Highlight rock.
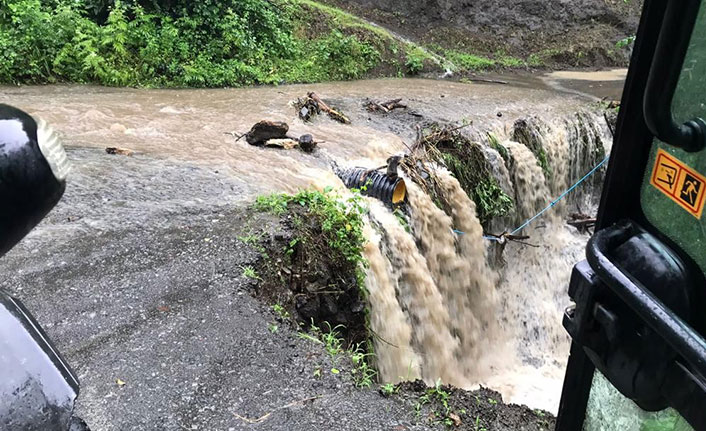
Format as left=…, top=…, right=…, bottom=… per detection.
left=245, top=121, right=289, bottom=146
left=265, top=138, right=299, bottom=150
left=299, top=134, right=317, bottom=153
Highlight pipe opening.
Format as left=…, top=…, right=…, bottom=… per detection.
left=392, top=180, right=406, bottom=204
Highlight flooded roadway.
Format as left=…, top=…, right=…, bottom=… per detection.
left=0, top=70, right=625, bottom=429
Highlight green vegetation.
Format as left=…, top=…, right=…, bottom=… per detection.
left=0, top=0, right=426, bottom=86
left=487, top=133, right=509, bottom=163
left=416, top=124, right=514, bottom=225
left=445, top=50, right=496, bottom=72
left=616, top=35, right=636, bottom=49
left=380, top=382, right=398, bottom=396
left=272, top=303, right=290, bottom=320
left=415, top=379, right=460, bottom=427
left=255, top=187, right=368, bottom=289
left=241, top=265, right=261, bottom=280
left=298, top=320, right=378, bottom=388
left=440, top=48, right=525, bottom=73
left=405, top=46, right=432, bottom=75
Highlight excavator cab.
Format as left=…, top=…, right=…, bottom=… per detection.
left=558, top=0, right=706, bottom=429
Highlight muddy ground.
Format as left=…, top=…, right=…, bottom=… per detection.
left=325, top=0, right=643, bottom=69
left=0, top=147, right=552, bottom=430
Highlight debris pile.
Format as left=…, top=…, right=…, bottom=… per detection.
left=364, top=98, right=407, bottom=113
left=294, top=92, right=350, bottom=124
left=401, top=123, right=513, bottom=225
left=238, top=121, right=319, bottom=153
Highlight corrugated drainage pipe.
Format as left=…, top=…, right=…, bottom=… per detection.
left=338, top=168, right=406, bottom=204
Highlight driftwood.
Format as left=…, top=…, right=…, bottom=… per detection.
left=568, top=212, right=596, bottom=233
left=246, top=120, right=289, bottom=146
left=465, top=78, right=509, bottom=85
left=484, top=232, right=538, bottom=247
left=265, top=139, right=299, bottom=150
left=365, top=98, right=407, bottom=113
left=295, top=92, right=350, bottom=124
left=236, top=120, right=320, bottom=153
left=308, top=92, right=350, bottom=124
left=105, top=147, right=134, bottom=156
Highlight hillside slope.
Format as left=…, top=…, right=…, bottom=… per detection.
left=324, top=0, right=643, bottom=70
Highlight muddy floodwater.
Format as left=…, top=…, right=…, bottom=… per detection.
left=0, top=70, right=624, bottom=428
left=1, top=71, right=623, bottom=196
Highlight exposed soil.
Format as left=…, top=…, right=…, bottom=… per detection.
left=250, top=203, right=368, bottom=347
left=323, top=0, right=643, bottom=70
left=395, top=381, right=555, bottom=431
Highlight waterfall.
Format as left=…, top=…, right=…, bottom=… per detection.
left=363, top=110, right=611, bottom=412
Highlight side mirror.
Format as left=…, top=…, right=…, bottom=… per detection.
left=0, top=103, right=69, bottom=257
left=0, top=105, right=87, bottom=430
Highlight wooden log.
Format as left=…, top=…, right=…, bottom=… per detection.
left=264, top=138, right=299, bottom=150
left=366, top=98, right=407, bottom=113
left=308, top=92, right=351, bottom=124
left=245, top=120, right=289, bottom=146
left=105, top=147, right=134, bottom=156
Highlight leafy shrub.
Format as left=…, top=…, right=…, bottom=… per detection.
left=405, top=47, right=428, bottom=75
left=0, top=0, right=384, bottom=86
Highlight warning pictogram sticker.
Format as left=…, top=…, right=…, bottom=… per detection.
left=650, top=149, right=706, bottom=218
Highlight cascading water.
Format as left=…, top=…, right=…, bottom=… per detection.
left=363, top=110, right=611, bottom=413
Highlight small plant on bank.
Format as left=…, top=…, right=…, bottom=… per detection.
left=380, top=383, right=398, bottom=396
left=298, top=320, right=378, bottom=388
left=405, top=46, right=429, bottom=75
left=242, top=265, right=261, bottom=280
left=268, top=323, right=279, bottom=333
left=415, top=379, right=466, bottom=427
left=350, top=344, right=377, bottom=388
left=474, top=415, right=488, bottom=431
left=272, top=303, right=290, bottom=320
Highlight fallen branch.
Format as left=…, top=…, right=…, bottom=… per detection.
left=309, top=92, right=350, bottom=124
left=484, top=232, right=538, bottom=247
left=233, top=395, right=323, bottom=424
left=465, top=78, right=509, bottom=85
left=365, top=98, right=407, bottom=113
left=295, top=92, right=351, bottom=124
left=105, top=147, right=134, bottom=156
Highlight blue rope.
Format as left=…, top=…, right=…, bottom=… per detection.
left=452, top=155, right=610, bottom=238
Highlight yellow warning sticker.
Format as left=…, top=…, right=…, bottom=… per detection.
left=650, top=149, right=706, bottom=219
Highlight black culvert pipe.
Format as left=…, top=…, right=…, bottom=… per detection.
left=337, top=168, right=406, bottom=204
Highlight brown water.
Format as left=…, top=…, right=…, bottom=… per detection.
left=1, top=75, right=614, bottom=413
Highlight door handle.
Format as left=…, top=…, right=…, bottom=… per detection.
left=644, top=0, right=706, bottom=152
left=586, top=222, right=706, bottom=378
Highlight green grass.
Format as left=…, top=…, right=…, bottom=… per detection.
left=297, top=320, right=378, bottom=388
left=445, top=50, right=496, bottom=72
